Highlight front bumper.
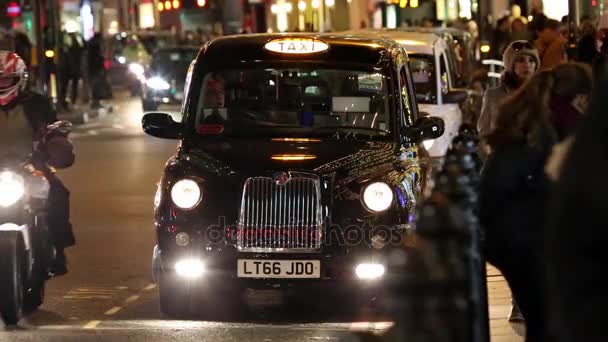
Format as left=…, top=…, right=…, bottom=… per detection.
left=154, top=244, right=391, bottom=290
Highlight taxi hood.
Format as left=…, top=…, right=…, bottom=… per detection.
left=183, top=138, right=398, bottom=180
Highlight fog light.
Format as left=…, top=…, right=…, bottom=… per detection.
left=355, top=263, right=385, bottom=280
left=175, top=259, right=204, bottom=279
left=175, top=232, right=191, bottom=247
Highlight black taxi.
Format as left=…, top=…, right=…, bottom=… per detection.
left=142, top=33, right=444, bottom=317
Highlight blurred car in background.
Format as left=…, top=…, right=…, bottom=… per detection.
left=141, top=46, right=199, bottom=111
left=105, top=31, right=177, bottom=96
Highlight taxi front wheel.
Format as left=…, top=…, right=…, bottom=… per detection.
left=158, top=274, right=193, bottom=319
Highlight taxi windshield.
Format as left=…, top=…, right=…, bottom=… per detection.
left=409, top=54, right=436, bottom=104
left=194, top=67, right=392, bottom=139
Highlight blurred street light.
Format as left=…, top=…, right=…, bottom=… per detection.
left=298, top=0, right=306, bottom=11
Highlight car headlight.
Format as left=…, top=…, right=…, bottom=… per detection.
left=0, top=171, right=25, bottom=207
left=362, top=182, right=393, bottom=212
left=175, top=259, right=205, bottom=279
left=355, top=263, right=385, bottom=280
left=146, top=77, right=170, bottom=90
left=170, top=179, right=201, bottom=209
left=423, top=139, right=435, bottom=150
left=128, top=63, right=145, bottom=76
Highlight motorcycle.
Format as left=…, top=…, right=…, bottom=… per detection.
left=0, top=121, right=71, bottom=325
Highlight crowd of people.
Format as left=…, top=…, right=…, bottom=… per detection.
left=477, top=7, right=608, bottom=342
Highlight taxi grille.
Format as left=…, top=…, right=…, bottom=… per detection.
left=237, top=173, right=323, bottom=252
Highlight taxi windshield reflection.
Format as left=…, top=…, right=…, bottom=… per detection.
left=195, top=68, right=392, bottom=139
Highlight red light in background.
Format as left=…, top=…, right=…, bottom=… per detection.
left=104, top=59, right=111, bottom=70
left=592, top=0, right=597, bottom=6
left=6, top=1, right=20, bottom=18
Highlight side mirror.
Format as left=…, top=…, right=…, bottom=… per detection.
left=142, top=113, right=181, bottom=139
left=443, top=88, right=469, bottom=104
left=414, top=116, right=445, bottom=142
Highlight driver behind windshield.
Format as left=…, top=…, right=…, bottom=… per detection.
left=196, top=68, right=390, bottom=136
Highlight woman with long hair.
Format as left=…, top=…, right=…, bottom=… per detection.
left=477, top=40, right=540, bottom=139
left=542, top=57, right=608, bottom=341
left=479, top=62, right=592, bottom=342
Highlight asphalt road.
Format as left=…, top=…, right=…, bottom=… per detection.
left=0, top=94, right=393, bottom=342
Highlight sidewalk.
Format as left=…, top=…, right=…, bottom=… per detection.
left=487, top=265, right=525, bottom=342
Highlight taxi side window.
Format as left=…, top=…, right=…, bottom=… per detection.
left=399, top=67, right=415, bottom=127
left=440, top=54, right=449, bottom=95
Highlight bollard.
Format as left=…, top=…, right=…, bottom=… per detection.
left=384, top=128, right=489, bottom=342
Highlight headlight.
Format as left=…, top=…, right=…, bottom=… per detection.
left=117, top=56, right=126, bottom=64
left=423, top=139, right=435, bottom=150
left=146, top=77, right=170, bottom=90
left=355, top=263, right=385, bottom=280
left=0, top=171, right=25, bottom=207
left=128, top=63, right=145, bottom=76
left=362, top=182, right=393, bottom=212
left=175, top=259, right=205, bottom=279
left=170, top=179, right=201, bottom=209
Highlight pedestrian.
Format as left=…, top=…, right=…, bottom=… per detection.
left=510, top=17, right=530, bottom=43
left=576, top=22, right=602, bottom=65
left=477, top=39, right=540, bottom=324
left=491, top=16, right=511, bottom=60
left=477, top=40, right=540, bottom=139
left=86, top=33, right=106, bottom=109
left=479, top=62, right=592, bottom=342
left=543, top=56, right=608, bottom=342
left=534, top=17, right=568, bottom=69
left=59, top=32, right=84, bottom=108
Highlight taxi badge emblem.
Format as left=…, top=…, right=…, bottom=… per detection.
left=274, top=172, right=290, bottom=186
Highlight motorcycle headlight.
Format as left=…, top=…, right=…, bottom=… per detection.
left=362, top=182, right=393, bottom=212
left=128, top=63, right=145, bottom=76
left=0, top=171, right=25, bottom=207
left=170, top=179, right=201, bottom=210
left=146, top=77, right=170, bottom=90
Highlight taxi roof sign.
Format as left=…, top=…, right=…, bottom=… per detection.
left=264, top=38, right=329, bottom=54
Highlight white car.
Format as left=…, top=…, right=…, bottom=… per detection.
left=346, top=30, right=466, bottom=157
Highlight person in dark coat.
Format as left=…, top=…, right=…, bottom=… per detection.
left=59, top=32, right=84, bottom=108
left=86, top=33, right=105, bottom=108
left=543, top=56, right=608, bottom=342
left=479, top=62, right=592, bottom=342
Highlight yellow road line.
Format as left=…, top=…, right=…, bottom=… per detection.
left=125, top=295, right=140, bottom=304
left=143, top=283, right=157, bottom=291
left=104, top=306, right=122, bottom=315
left=83, top=320, right=101, bottom=329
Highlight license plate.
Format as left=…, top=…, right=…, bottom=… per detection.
left=237, top=259, right=320, bottom=278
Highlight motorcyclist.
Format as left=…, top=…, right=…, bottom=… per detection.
left=0, top=51, right=75, bottom=275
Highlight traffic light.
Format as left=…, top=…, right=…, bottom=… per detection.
left=158, top=0, right=180, bottom=11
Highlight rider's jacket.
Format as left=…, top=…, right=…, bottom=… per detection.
left=0, top=92, right=58, bottom=161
